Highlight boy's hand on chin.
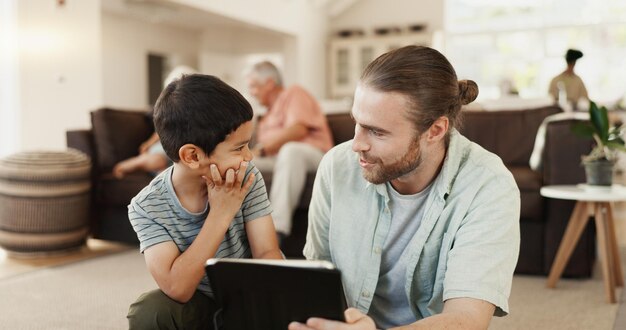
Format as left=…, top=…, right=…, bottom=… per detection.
left=202, top=161, right=255, bottom=219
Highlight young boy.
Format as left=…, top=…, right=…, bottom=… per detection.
left=126, top=74, right=283, bottom=329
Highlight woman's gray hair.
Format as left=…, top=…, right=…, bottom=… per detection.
left=250, top=61, right=283, bottom=87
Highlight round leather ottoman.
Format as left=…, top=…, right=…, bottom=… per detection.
left=0, top=150, right=91, bottom=255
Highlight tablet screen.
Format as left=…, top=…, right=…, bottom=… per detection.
left=205, top=258, right=347, bottom=330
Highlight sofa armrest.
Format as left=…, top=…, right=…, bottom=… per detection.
left=67, top=129, right=96, bottom=165
left=541, top=119, right=592, bottom=185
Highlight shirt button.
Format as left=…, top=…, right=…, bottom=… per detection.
left=362, top=290, right=371, bottom=298
left=374, top=247, right=382, bottom=254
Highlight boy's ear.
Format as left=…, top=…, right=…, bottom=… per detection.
left=178, top=144, right=203, bottom=169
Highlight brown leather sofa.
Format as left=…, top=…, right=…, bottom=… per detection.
left=459, top=106, right=595, bottom=277
left=67, top=108, right=155, bottom=243
left=65, top=108, right=356, bottom=248
left=68, top=105, right=595, bottom=277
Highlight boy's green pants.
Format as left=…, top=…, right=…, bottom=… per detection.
left=127, top=289, right=219, bottom=329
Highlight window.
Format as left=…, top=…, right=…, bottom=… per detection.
left=337, top=49, right=350, bottom=85
left=445, top=0, right=626, bottom=104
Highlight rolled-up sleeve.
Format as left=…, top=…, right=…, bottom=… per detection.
left=443, top=174, right=521, bottom=316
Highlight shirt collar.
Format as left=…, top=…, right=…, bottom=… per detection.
left=436, top=129, right=465, bottom=201
left=364, top=177, right=390, bottom=204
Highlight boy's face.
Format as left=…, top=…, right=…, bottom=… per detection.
left=200, top=120, right=254, bottom=178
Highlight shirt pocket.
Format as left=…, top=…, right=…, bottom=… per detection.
left=420, top=232, right=454, bottom=316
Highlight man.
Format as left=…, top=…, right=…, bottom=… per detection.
left=247, top=61, right=333, bottom=242
left=291, top=46, right=520, bottom=329
left=548, top=49, right=589, bottom=110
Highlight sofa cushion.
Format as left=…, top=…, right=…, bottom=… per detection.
left=460, top=106, right=561, bottom=166
left=97, top=173, right=153, bottom=206
left=509, top=166, right=542, bottom=191
left=509, top=166, right=543, bottom=221
left=543, top=119, right=593, bottom=185
left=91, top=108, right=153, bottom=171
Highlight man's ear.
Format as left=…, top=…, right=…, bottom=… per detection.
left=178, top=144, right=203, bottom=170
left=427, top=116, right=449, bottom=142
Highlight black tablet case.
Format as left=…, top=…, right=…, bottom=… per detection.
left=205, top=259, right=347, bottom=330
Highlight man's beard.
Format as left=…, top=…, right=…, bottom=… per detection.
left=360, top=139, right=422, bottom=185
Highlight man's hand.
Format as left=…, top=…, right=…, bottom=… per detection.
left=202, top=161, right=255, bottom=220
left=288, top=308, right=376, bottom=330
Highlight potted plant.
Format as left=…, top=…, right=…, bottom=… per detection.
left=571, top=101, right=626, bottom=186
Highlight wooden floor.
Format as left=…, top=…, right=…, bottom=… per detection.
left=0, top=238, right=133, bottom=280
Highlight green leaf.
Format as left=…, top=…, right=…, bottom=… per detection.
left=589, top=101, right=609, bottom=142
left=570, top=122, right=595, bottom=138
left=609, top=135, right=625, bottom=144
left=606, top=141, right=626, bottom=152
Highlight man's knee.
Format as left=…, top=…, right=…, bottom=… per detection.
left=127, top=289, right=182, bottom=330
left=276, top=142, right=305, bottom=160
left=276, top=142, right=321, bottom=169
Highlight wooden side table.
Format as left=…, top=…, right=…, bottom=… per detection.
left=541, top=184, right=626, bottom=303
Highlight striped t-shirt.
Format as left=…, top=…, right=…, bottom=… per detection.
left=128, top=163, right=272, bottom=297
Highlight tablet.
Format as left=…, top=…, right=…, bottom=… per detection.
left=205, top=258, right=347, bottom=330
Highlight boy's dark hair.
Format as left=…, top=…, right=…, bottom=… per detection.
left=153, top=74, right=253, bottom=162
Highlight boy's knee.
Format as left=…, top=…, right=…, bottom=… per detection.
left=127, top=290, right=182, bottom=330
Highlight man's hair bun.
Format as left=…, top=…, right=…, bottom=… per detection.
left=458, top=80, right=479, bottom=105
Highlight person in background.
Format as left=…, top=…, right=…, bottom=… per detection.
left=246, top=61, right=333, bottom=243
left=548, top=49, right=589, bottom=110
left=112, top=130, right=168, bottom=179
left=290, top=46, right=520, bottom=330
left=126, top=74, right=282, bottom=329
left=113, top=65, right=197, bottom=179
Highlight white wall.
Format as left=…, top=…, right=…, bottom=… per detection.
left=286, top=4, right=328, bottom=99
left=101, top=12, right=200, bottom=109
left=176, top=0, right=328, bottom=99
left=198, top=27, right=287, bottom=116
left=199, top=27, right=286, bottom=92
left=173, top=0, right=304, bottom=36
left=330, top=0, right=444, bottom=33
left=0, top=0, right=20, bottom=157
left=14, top=0, right=102, bottom=153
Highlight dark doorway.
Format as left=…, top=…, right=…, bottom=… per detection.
left=148, top=53, right=166, bottom=107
